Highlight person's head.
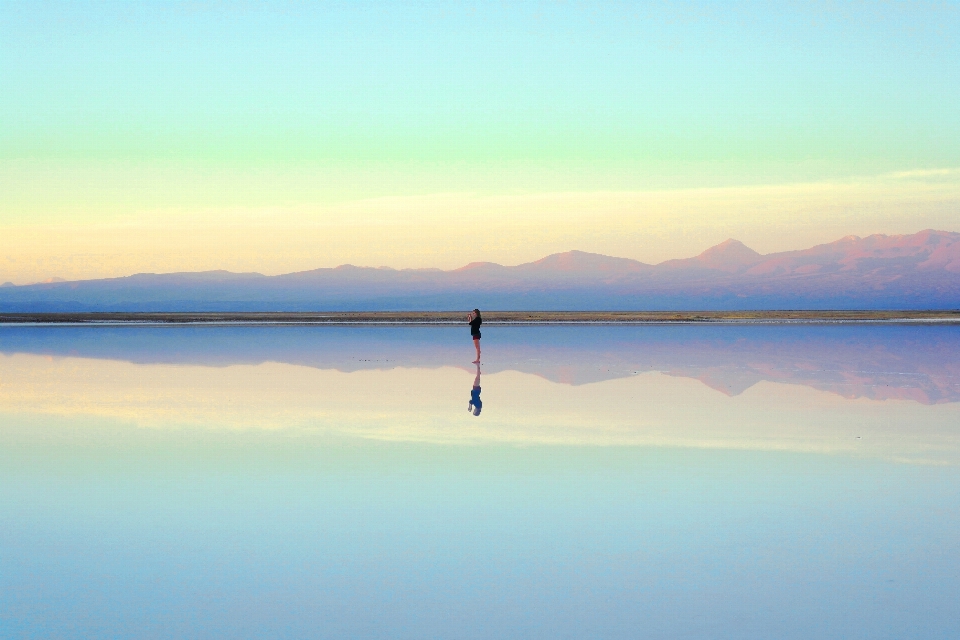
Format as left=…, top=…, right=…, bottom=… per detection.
left=473, top=308, right=481, bottom=319
left=468, top=401, right=482, bottom=416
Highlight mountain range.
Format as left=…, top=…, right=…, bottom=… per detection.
left=2, top=229, right=959, bottom=311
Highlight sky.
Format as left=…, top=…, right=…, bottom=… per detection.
left=2, top=0, right=959, bottom=284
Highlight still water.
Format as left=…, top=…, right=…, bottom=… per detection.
left=1, top=324, right=958, bottom=639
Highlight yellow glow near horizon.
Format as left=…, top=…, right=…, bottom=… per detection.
left=2, top=168, right=958, bottom=284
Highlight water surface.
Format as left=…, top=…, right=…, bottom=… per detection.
left=1, top=325, right=958, bottom=639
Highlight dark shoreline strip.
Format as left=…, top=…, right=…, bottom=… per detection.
left=1, top=311, right=959, bottom=325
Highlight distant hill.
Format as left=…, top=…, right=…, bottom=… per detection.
left=2, top=230, right=959, bottom=311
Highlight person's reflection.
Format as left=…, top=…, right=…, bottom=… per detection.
left=468, top=363, right=482, bottom=416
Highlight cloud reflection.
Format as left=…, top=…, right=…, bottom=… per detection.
left=1, top=325, right=958, bottom=464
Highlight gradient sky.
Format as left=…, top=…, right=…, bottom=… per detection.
left=2, top=1, right=959, bottom=283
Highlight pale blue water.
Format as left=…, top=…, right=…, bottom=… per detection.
left=1, top=325, right=958, bottom=639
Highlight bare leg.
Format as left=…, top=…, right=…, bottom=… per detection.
left=473, top=338, right=481, bottom=363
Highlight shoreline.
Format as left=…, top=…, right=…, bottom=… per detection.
left=2, top=311, right=959, bottom=325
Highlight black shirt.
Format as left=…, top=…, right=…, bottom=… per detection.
left=470, top=315, right=482, bottom=335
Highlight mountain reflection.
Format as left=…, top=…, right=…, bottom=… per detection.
left=1, top=324, right=958, bottom=404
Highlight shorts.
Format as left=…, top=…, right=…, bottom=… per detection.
left=471, top=332, right=481, bottom=340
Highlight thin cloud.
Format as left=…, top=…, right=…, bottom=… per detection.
left=889, top=168, right=960, bottom=179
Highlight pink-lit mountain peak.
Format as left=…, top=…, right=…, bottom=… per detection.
left=453, top=261, right=508, bottom=273
left=693, top=239, right=763, bottom=270
left=798, top=229, right=958, bottom=256
left=738, top=230, right=960, bottom=276
left=658, top=239, right=763, bottom=273
left=521, top=250, right=650, bottom=273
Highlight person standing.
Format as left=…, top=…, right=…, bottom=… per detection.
left=467, top=308, right=482, bottom=363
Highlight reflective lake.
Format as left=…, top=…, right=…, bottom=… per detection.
left=1, top=324, right=958, bottom=639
